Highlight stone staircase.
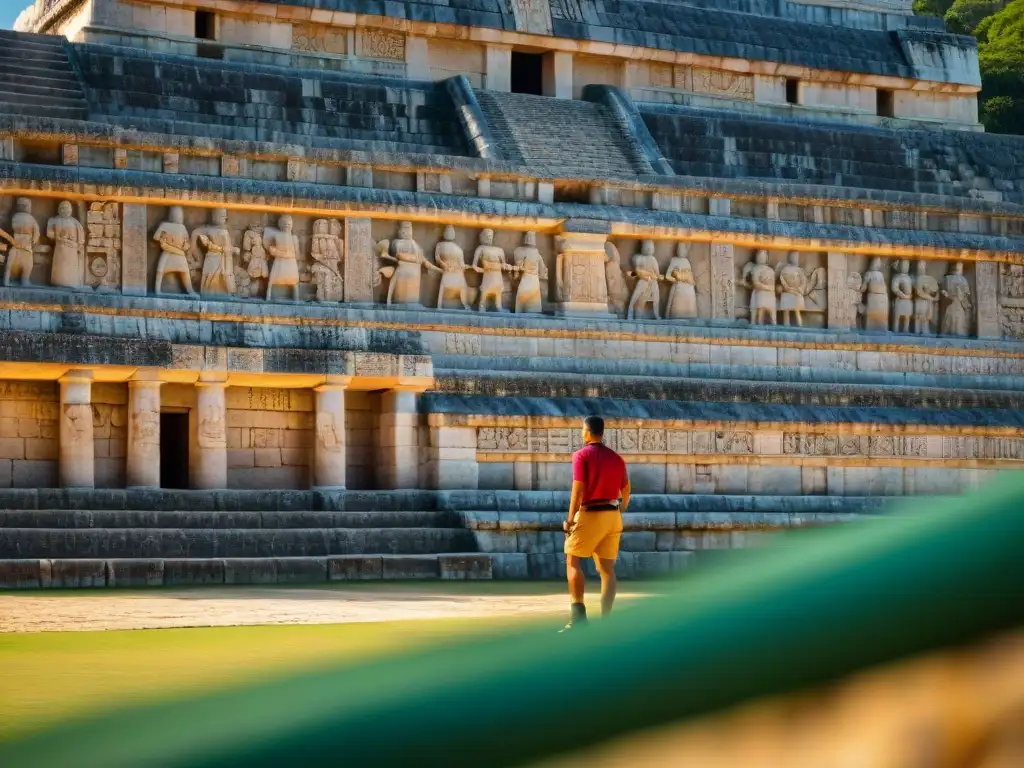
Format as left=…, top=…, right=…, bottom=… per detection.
left=72, top=44, right=470, bottom=156
left=0, top=489, right=887, bottom=588
left=0, top=29, right=89, bottom=121
left=475, top=90, right=652, bottom=178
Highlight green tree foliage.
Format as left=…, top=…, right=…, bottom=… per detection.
left=916, top=0, right=1024, bottom=135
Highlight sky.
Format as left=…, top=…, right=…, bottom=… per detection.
left=1, top=0, right=25, bottom=29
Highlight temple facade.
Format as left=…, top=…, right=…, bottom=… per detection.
left=0, top=0, right=1021, bottom=585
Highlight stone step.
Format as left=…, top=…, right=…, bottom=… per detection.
left=0, top=101, right=89, bottom=120
left=0, top=526, right=478, bottom=559
left=0, top=553, right=499, bottom=588
left=0, top=47, right=73, bottom=70
left=0, top=89, right=89, bottom=109
left=0, top=67, right=81, bottom=90
left=0, top=509, right=462, bottom=529
left=0, top=28, right=70, bottom=48
left=0, top=77, right=87, bottom=101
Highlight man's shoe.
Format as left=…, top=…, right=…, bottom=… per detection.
left=558, top=603, right=588, bottom=632
left=558, top=617, right=587, bottom=633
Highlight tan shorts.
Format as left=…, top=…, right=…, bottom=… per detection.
left=564, top=509, right=623, bottom=561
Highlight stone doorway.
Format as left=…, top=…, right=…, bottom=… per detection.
left=160, top=412, right=190, bottom=489
left=511, top=52, right=543, bottom=95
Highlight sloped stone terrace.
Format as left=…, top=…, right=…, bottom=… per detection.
left=71, top=44, right=471, bottom=156
left=642, top=104, right=1024, bottom=202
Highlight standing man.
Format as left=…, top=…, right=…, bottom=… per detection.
left=561, top=416, right=631, bottom=631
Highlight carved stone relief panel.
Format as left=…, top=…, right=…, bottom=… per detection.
left=291, top=24, right=348, bottom=55
left=356, top=29, right=405, bottom=61
left=85, top=201, right=121, bottom=292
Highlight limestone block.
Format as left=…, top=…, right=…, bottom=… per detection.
left=13, top=460, right=57, bottom=488
left=490, top=553, right=528, bottom=579
left=710, top=243, right=735, bottom=319
left=45, top=559, right=106, bottom=588
left=975, top=261, right=999, bottom=338
left=275, top=557, right=327, bottom=584
left=439, top=554, right=493, bottom=580
left=382, top=555, right=439, bottom=579
left=0, top=559, right=43, bottom=588
left=329, top=555, right=383, bottom=580
left=163, top=559, right=225, bottom=586
left=478, top=462, right=513, bottom=490
left=543, top=51, right=573, bottom=99
left=107, top=559, right=164, bottom=587
left=715, top=464, right=748, bottom=494
left=59, top=372, right=94, bottom=489
left=629, top=464, right=667, bottom=494
left=343, top=218, right=374, bottom=304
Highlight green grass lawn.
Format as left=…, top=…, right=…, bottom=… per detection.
left=0, top=615, right=533, bottom=743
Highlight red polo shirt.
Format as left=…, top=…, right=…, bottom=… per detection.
left=572, top=442, right=629, bottom=506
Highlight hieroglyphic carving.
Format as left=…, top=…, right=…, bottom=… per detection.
left=47, top=200, right=85, bottom=290
left=120, top=203, right=147, bottom=296
left=941, top=437, right=1024, bottom=460
left=694, top=431, right=754, bottom=455
left=377, top=220, right=441, bottom=306
left=478, top=427, right=530, bottom=451
left=649, top=63, right=673, bottom=89
left=827, top=252, right=858, bottom=330
left=689, top=67, right=754, bottom=100
left=941, top=262, right=971, bottom=337
left=783, top=434, right=927, bottom=457
left=663, top=242, right=697, bottom=320
left=357, top=29, right=405, bottom=61
left=710, top=243, right=735, bottom=320
left=197, top=402, right=226, bottom=449
left=291, top=24, right=348, bottom=55
left=85, top=201, right=120, bottom=292
left=912, top=260, right=940, bottom=334
left=154, top=206, right=197, bottom=297
left=344, top=218, right=374, bottom=304
left=444, top=332, right=481, bottom=356
left=310, top=219, right=344, bottom=303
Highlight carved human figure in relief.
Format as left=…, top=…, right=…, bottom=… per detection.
left=513, top=231, right=548, bottom=314
left=602, top=242, right=630, bottom=316
left=434, top=225, right=470, bottom=310
left=240, top=226, right=269, bottom=299
left=860, top=257, right=889, bottom=332
left=941, top=261, right=972, bottom=337
left=473, top=228, right=512, bottom=312
left=192, top=208, right=238, bottom=299
left=376, top=220, right=440, bottom=306
left=776, top=251, right=808, bottom=327
left=264, top=215, right=300, bottom=301
left=47, top=200, right=85, bottom=290
left=153, top=206, right=197, bottom=296
left=912, top=260, right=940, bottom=335
left=625, top=240, right=663, bottom=320
left=664, top=243, right=697, bottom=320
left=742, top=249, right=777, bottom=325
left=891, top=259, right=914, bottom=333
left=1, top=197, right=45, bottom=288
left=309, top=219, right=344, bottom=303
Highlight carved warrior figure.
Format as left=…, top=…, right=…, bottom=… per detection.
left=264, top=215, right=300, bottom=301
left=513, top=231, right=547, bottom=314
left=434, top=225, right=470, bottom=310
left=601, top=242, right=630, bottom=316
left=664, top=242, right=697, bottom=320
left=376, top=220, right=440, bottom=306
left=891, top=259, right=914, bottom=333
left=47, top=201, right=86, bottom=290
left=626, top=240, right=663, bottom=320
left=192, top=208, right=238, bottom=299
left=912, top=259, right=940, bottom=335
left=240, top=226, right=269, bottom=298
left=860, top=257, right=889, bottom=332
left=742, top=249, right=777, bottom=325
left=310, top=218, right=344, bottom=303
left=1, top=197, right=48, bottom=288
left=941, top=261, right=972, bottom=337
left=154, top=206, right=197, bottom=296
left=473, top=228, right=513, bottom=312
left=776, top=252, right=808, bottom=327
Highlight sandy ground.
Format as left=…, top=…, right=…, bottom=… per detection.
left=0, top=586, right=602, bottom=632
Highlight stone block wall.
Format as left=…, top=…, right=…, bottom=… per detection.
left=225, top=387, right=312, bottom=490
left=0, top=381, right=58, bottom=488
left=92, top=383, right=127, bottom=488
left=346, top=391, right=379, bottom=491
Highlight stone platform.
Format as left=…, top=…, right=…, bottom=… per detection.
left=0, top=489, right=886, bottom=588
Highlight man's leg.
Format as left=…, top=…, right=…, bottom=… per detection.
left=595, top=557, right=618, bottom=617
left=566, top=554, right=586, bottom=621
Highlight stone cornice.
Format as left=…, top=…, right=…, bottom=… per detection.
left=1, top=165, right=1022, bottom=260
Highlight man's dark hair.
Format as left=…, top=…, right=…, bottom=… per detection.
left=584, top=416, right=605, bottom=438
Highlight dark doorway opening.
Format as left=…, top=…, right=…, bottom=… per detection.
left=195, top=10, right=216, bottom=40
left=511, top=52, right=544, bottom=95
left=876, top=88, right=895, bottom=118
left=785, top=78, right=801, bottom=105
left=160, top=412, right=190, bottom=489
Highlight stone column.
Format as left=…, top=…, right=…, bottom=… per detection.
left=59, top=370, right=94, bottom=489
left=543, top=51, right=573, bottom=99
left=193, top=380, right=228, bottom=490
left=126, top=375, right=163, bottom=488
left=313, top=377, right=350, bottom=490
left=378, top=389, right=420, bottom=489
left=485, top=45, right=511, bottom=92
left=553, top=229, right=611, bottom=317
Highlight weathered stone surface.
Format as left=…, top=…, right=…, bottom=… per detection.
left=106, top=558, right=163, bottom=587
